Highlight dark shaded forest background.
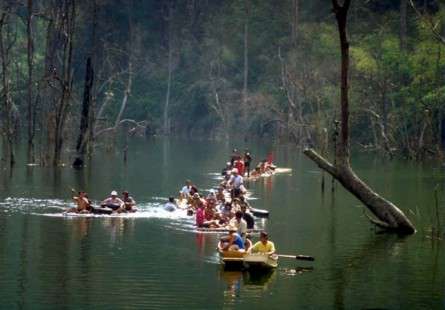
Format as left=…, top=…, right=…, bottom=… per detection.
left=0, top=0, right=444, bottom=166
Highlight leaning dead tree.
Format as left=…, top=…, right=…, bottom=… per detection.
left=303, top=0, right=415, bottom=234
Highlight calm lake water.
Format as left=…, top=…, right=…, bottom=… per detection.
left=0, top=138, right=444, bottom=309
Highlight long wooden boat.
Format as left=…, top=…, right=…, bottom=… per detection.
left=197, top=227, right=262, bottom=233
left=243, top=253, right=278, bottom=269
left=244, top=167, right=292, bottom=181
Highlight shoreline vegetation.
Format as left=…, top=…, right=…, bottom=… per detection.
left=0, top=1, right=444, bottom=168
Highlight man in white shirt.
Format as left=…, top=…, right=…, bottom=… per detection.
left=229, top=168, right=244, bottom=198
left=179, top=180, right=192, bottom=199
left=229, top=211, right=247, bottom=238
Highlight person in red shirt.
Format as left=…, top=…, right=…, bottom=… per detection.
left=234, top=156, right=245, bottom=176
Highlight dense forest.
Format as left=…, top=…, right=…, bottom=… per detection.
left=0, top=0, right=444, bottom=166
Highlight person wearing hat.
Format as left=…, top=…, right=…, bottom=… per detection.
left=122, top=191, right=137, bottom=213
left=251, top=231, right=275, bottom=254
left=220, top=225, right=245, bottom=251
left=101, top=190, right=125, bottom=212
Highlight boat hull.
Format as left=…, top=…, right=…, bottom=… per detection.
left=243, top=253, right=278, bottom=269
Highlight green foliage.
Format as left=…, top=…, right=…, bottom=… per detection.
left=1, top=0, right=445, bottom=157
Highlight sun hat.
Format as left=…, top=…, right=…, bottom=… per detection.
left=111, top=190, right=118, bottom=196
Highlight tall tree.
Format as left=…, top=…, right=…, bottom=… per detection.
left=0, top=7, right=15, bottom=166
left=400, top=0, right=408, bottom=50
left=163, top=2, right=174, bottom=135
left=26, top=0, right=36, bottom=163
left=242, top=0, right=249, bottom=110
left=304, top=0, right=416, bottom=234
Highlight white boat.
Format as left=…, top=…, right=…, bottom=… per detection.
left=243, top=253, right=278, bottom=269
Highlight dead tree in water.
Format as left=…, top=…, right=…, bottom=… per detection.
left=303, top=0, right=415, bottom=234
left=26, top=0, right=36, bottom=163
left=0, top=8, right=15, bottom=167
left=73, top=57, right=94, bottom=167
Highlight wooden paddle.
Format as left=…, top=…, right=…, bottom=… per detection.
left=277, top=254, right=315, bottom=261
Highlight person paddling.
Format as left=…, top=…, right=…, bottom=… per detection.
left=251, top=231, right=276, bottom=254
left=101, top=191, right=125, bottom=213
left=67, top=191, right=91, bottom=213
left=122, top=191, right=137, bottom=213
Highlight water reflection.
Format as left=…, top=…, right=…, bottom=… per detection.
left=220, top=269, right=276, bottom=305
left=101, top=217, right=136, bottom=244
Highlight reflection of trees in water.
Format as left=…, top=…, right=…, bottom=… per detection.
left=219, top=269, right=276, bottom=306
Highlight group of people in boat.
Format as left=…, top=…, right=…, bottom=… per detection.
left=168, top=178, right=255, bottom=233
left=220, top=228, right=276, bottom=255
left=223, top=149, right=276, bottom=180
left=67, top=190, right=137, bottom=214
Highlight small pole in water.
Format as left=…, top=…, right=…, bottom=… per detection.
left=331, top=120, right=339, bottom=194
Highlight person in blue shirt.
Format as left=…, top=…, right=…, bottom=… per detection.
left=164, top=197, right=177, bottom=212
left=221, top=226, right=245, bottom=251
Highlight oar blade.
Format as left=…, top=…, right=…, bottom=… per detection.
left=295, top=255, right=315, bottom=261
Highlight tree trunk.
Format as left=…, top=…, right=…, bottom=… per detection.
left=74, top=57, right=94, bottom=166
left=53, top=0, right=76, bottom=166
left=0, top=10, right=15, bottom=167
left=291, top=0, right=299, bottom=46
left=114, top=61, right=133, bottom=129
left=242, top=0, right=249, bottom=110
left=303, top=0, right=415, bottom=235
left=163, top=4, right=173, bottom=135
left=400, top=0, right=407, bottom=51
left=26, top=0, right=35, bottom=163
left=163, top=42, right=173, bottom=135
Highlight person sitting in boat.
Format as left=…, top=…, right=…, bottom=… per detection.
left=251, top=231, right=276, bottom=254
left=196, top=203, right=206, bottom=227
left=216, top=186, right=226, bottom=203
left=219, top=202, right=234, bottom=224
left=229, top=168, right=244, bottom=198
left=220, top=226, right=245, bottom=251
left=229, top=211, right=247, bottom=238
left=240, top=204, right=255, bottom=229
left=233, top=156, right=245, bottom=177
left=122, top=191, right=137, bottom=213
left=164, top=197, right=177, bottom=212
left=231, top=197, right=242, bottom=212
left=67, top=191, right=91, bottom=213
left=179, top=180, right=193, bottom=199
left=249, top=167, right=262, bottom=179
left=101, top=191, right=125, bottom=212
left=204, top=203, right=221, bottom=228
left=190, top=193, right=206, bottom=210
left=221, top=162, right=232, bottom=177
left=230, top=148, right=239, bottom=166
left=206, top=190, right=217, bottom=205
